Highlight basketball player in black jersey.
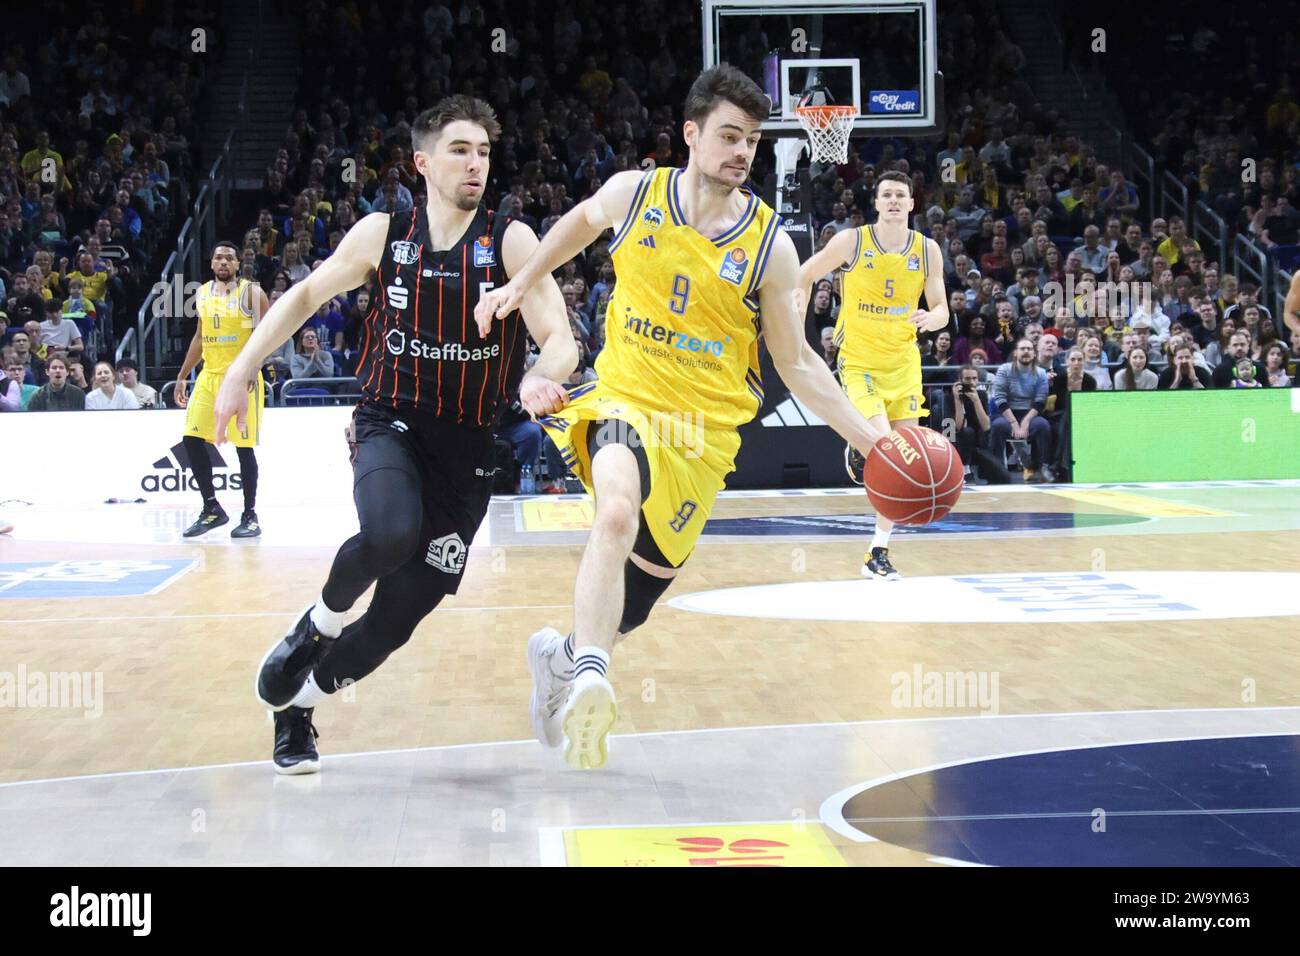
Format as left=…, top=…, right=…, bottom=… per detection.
left=213, top=96, right=576, bottom=774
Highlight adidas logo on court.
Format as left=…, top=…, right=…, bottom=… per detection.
left=638, top=235, right=656, bottom=249
left=140, top=442, right=240, bottom=493
left=760, top=395, right=825, bottom=427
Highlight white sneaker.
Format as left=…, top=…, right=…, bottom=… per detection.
left=527, top=627, right=572, bottom=748
left=561, top=671, right=617, bottom=770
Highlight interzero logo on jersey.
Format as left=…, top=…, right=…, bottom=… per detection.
left=384, top=329, right=501, bottom=362
left=621, top=313, right=730, bottom=357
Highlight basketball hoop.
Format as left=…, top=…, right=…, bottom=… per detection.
left=795, top=104, right=856, bottom=165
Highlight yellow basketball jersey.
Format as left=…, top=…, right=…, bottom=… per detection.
left=600, top=167, right=778, bottom=430
left=198, top=278, right=256, bottom=375
left=835, top=226, right=928, bottom=368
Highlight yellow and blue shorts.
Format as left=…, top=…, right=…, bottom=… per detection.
left=839, top=358, right=926, bottom=422
left=539, top=382, right=739, bottom=568
left=184, top=369, right=263, bottom=447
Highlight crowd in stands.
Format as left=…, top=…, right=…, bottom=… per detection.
left=0, top=1, right=219, bottom=412
left=11, top=0, right=1296, bottom=492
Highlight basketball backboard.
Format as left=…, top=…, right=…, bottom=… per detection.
left=701, top=0, right=941, bottom=136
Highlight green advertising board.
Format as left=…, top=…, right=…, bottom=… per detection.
left=1072, top=388, right=1300, bottom=482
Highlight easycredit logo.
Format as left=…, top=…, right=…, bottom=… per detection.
left=868, top=90, right=920, bottom=113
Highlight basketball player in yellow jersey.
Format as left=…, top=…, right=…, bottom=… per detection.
left=174, top=240, right=271, bottom=538
left=476, top=65, right=889, bottom=770
left=796, top=170, right=949, bottom=580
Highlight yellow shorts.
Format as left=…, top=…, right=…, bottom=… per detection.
left=539, top=382, right=739, bottom=567
left=840, top=359, right=925, bottom=422
left=183, top=369, right=263, bottom=447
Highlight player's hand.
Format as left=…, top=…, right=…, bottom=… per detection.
left=519, top=374, right=569, bottom=418
left=174, top=376, right=189, bottom=408
left=910, top=309, right=944, bottom=332
left=474, top=281, right=527, bottom=338
left=212, top=369, right=250, bottom=444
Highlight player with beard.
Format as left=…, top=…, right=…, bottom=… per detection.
left=476, top=66, right=888, bottom=770
left=175, top=240, right=271, bottom=538
left=213, top=95, right=576, bottom=773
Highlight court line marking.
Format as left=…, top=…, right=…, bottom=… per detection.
left=1, top=705, right=1296, bottom=790
left=817, top=729, right=1300, bottom=848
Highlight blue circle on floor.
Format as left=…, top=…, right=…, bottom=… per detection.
left=841, top=735, right=1300, bottom=866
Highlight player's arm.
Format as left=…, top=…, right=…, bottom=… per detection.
left=174, top=323, right=204, bottom=408
left=910, top=237, right=950, bottom=333
left=1284, top=271, right=1300, bottom=339
left=474, top=170, right=645, bottom=336
left=794, top=228, right=857, bottom=315
left=213, top=212, right=387, bottom=441
left=500, top=219, right=579, bottom=416
left=244, top=283, right=281, bottom=367
left=759, top=231, right=889, bottom=455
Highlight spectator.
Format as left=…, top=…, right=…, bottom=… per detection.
left=2, top=357, right=36, bottom=409
left=39, top=301, right=83, bottom=358
left=26, top=354, right=85, bottom=410
left=1211, top=331, right=1269, bottom=387
left=928, top=329, right=956, bottom=379
left=1099, top=170, right=1139, bottom=218
left=1036, top=333, right=1063, bottom=379
left=1115, top=346, right=1158, bottom=389
left=1076, top=225, right=1108, bottom=275
left=990, top=337, right=1053, bottom=482
left=1263, top=344, right=1292, bottom=387
left=952, top=313, right=1003, bottom=365
left=115, top=358, right=157, bottom=408
left=1158, top=344, right=1212, bottom=389
left=1228, top=355, right=1264, bottom=389
left=820, top=327, right=838, bottom=370
left=949, top=186, right=986, bottom=241
left=1155, top=216, right=1199, bottom=267
left=61, top=279, right=98, bottom=343
left=85, top=360, right=141, bottom=410
left=290, top=328, right=335, bottom=380
left=8, top=330, right=44, bottom=383
left=1079, top=333, right=1113, bottom=389
left=950, top=364, right=1009, bottom=483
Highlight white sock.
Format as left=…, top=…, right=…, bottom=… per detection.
left=571, top=644, right=610, bottom=681
left=549, top=632, right=577, bottom=680
left=872, top=528, right=891, bottom=551
left=289, top=670, right=330, bottom=708
left=309, top=593, right=346, bottom=638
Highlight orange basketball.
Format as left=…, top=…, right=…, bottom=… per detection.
left=864, top=425, right=963, bottom=525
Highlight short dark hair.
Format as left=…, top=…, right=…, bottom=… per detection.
left=211, top=240, right=239, bottom=257
left=875, top=170, right=912, bottom=197
left=412, top=95, right=501, bottom=153
left=683, top=64, right=771, bottom=128
left=116, top=357, right=139, bottom=372
left=47, top=354, right=67, bottom=370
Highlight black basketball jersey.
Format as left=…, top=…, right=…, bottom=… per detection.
left=355, top=205, right=526, bottom=427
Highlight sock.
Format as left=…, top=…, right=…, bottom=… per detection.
left=289, top=670, right=331, bottom=708
left=572, top=644, right=610, bottom=681
left=310, top=593, right=346, bottom=638
left=549, top=632, right=577, bottom=679
left=872, top=528, right=891, bottom=551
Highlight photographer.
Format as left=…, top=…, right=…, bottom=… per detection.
left=951, top=364, right=1009, bottom=483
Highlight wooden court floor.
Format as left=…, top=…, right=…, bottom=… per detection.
left=3, top=482, right=1299, bottom=865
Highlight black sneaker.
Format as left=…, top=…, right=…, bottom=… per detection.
left=182, top=503, right=228, bottom=538
left=273, top=706, right=320, bottom=775
left=844, top=443, right=866, bottom=486
left=231, top=510, right=262, bottom=538
left=255, top=606, right=337, bottom=711
left=862, top=546, right=901, bottom=581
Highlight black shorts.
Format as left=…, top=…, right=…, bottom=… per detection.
left=349, top=401, right=496, bottom=594
left=586, top=417, right=678, bottom=569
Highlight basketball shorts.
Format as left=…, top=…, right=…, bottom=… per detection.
left=184, top=369, right=264, bottom=447
left=348, top=402, right=495, bottom=595
left=539, top=382, right=740, bottom=568
left=840, top=357, right=926, bottom=422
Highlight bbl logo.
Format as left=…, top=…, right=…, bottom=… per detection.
left=642, top=207, right=665, bottom=230
left=907, top=254, right=921, bottom=271
left=719, top=247, right=748, bottom=285
left=390, top=240, right=419, bottom=265
left=473, top=234, right=496, bottom=268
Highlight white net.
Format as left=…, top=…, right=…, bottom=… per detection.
left=795, top=105, right=856, bottom=165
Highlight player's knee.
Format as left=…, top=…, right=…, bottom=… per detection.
left=594, top=493, right=640, bottom=542
left=618, top=559, right=676, bottom=635
left=358, top=518, right=421, bottom=568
